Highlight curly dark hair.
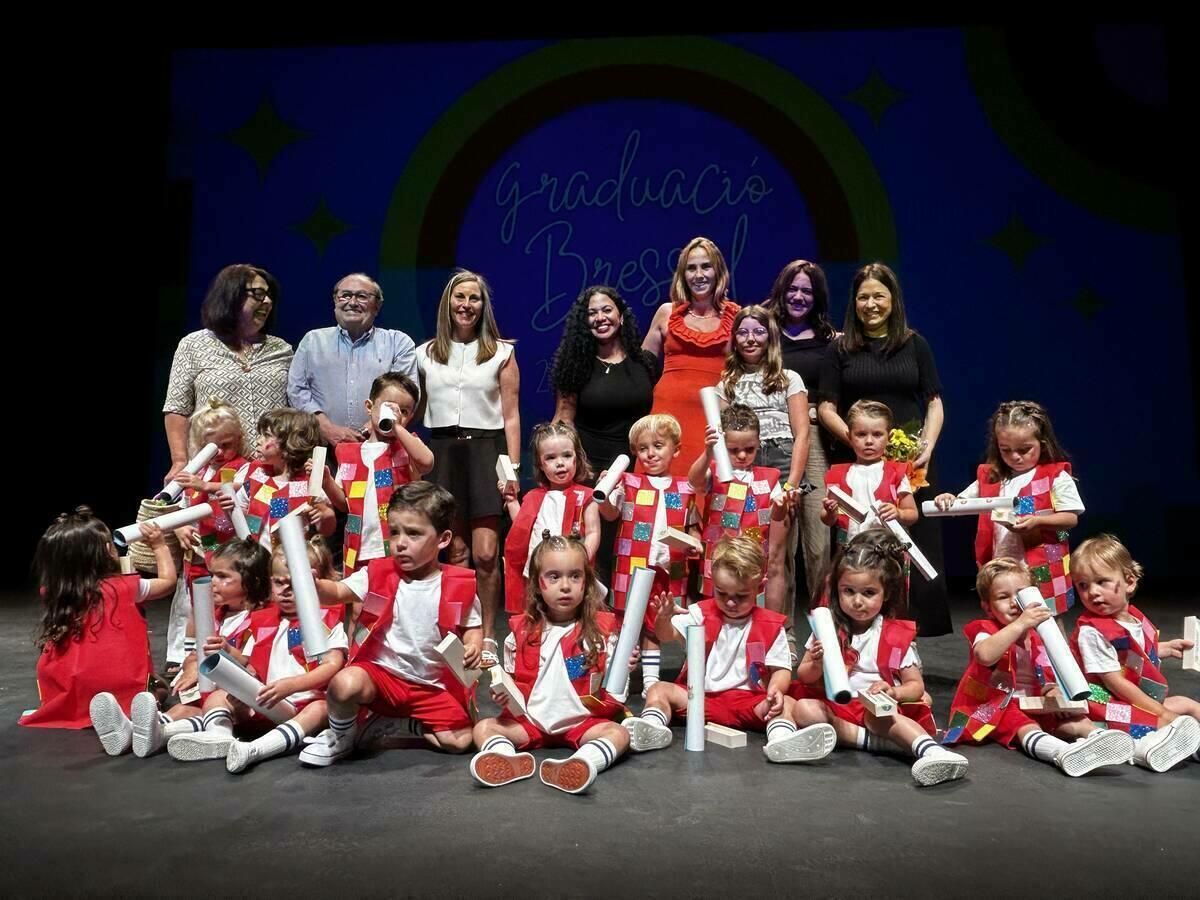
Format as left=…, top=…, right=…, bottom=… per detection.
left=200, top=263, right=281, bottom=344
left=550, top=286, right=653, bottom=396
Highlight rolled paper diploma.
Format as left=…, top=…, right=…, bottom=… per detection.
left=222, top=484, right=251, bottom=539
left=698, top=387, right=734, bottom=483
left=276, top=513, right=331, bottom=660
left=920, top=496, right=1017, bottom=517
left=685, top=624, right=707, bottom=751
left=309, top=446, right=327, bottom=500
left=113, top=504, right=214, bottom=548
left=377, top=402, right=398, bottom=435
left=199, top=652, right=296, bottom=724
left=603, top=566, right=656, bottom=697
left=156, top=443, right=219, bottom=502
left=1015, top=586, right=1090, bottom=699
left=592, top=454, right=631, bottom=503
left=808, top=606, right=852, bottom=704
left=192, top=576, right=217, bottom=693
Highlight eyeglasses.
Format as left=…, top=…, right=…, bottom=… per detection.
left=735, top=327, right=768, bottom=339
left=336, top=290, right=378, bottom=303
left=244, top=287, right=271, bottom=303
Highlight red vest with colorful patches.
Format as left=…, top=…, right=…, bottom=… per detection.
left=612, top=473, right=694, bottom=611
left=675, top=600, right=787, bottom=693
left=700, top=464, right=779, bottom=597
left=334, top=441, right=412, bottom=576
left=1069, top=606, right=1166, bottom=736
left=503, top=485, right=592, bottom=615
left=247, top=605, right=345, bottom=679
left=508, top=611, right=625, bottom=719
left=215, top=605, right=254, bottom=652
left=186, top=455, right=250, bottom=565
left=974, top=462, right=1075, bottom=614
left=243, top=462, right=310, bottom=540
left=825, top=461, right=908, bottom=547
left=944, top=618, right=1056, bottom=745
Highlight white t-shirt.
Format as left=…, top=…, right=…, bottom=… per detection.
left=958, top=469, right=1083, bottom=561
left=354, top=441, right=390, bottom=563
left=1076, top=619, right=1144, bottom=675
left=218, top=608, right=249, bottom=640
left=841, top=461, right=912, bottom=541
left=525, top=490, right=568, bottom=577
left=805, top=615, right=920, bottom=695
left=971, top=630, right=1039, bottom=696
left=715, top=370, right=806, bottom=441
left=417, top=339, right=514, bottom=430
left=242, top=619, right=349, bottom=705
left=343, top=567, right=483, bottom=688
left=608, top=475, right=698, bottom=568
left=502, top=623, right=623, bottom=733
left=671, top=605, right=790, bottom=693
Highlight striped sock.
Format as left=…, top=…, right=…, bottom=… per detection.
left=202, top=708, right=233, bottom=736
left=641, top=650, right=661, bottom=685
left=765, top=718, right=798, bottom=744
left=157, top=711, right=172, bottom=725
left=1020, top=729, right=1067, bottom=763
left=481, top=736, right=516, bottom=756
left=910, top=736, right=940, bottom=759
left=163, top=716, right=204, bottom=738
left=641, top=707, right=670, bottom=728
left=329, top=714, right=358, bottom=742
left=854, top=725, right=886, bottom=752
left=574, top=738, right=619, bottom=774
left=407, top=719, right=425, bottom=737
left=247, top=719, right=305, bottom=762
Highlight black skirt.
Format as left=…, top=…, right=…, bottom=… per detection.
left=427, top=427, right=506, bottom=523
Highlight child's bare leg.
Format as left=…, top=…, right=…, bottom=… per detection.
left=623, top=682, right=685, bottom=751
left=469, top=717, right=536, bottom=787
left=1163, top=696, right=1200, bottom=721
left=428, top=726, right=474, bottom=753
left=296, top=666, right=379, bottom=767
left=227, top=701, right=330, bottom=773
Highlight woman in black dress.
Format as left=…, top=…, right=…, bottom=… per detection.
left=817, top=263, right=951, bottom=636
left=552, top=285, right=660, bottom=585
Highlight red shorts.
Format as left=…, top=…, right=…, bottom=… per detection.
left=789, top=682, right=937, bottom=736
left=501, top=714, right=615, bottom=750
left=351, top=661, right=471, bottom=732
left=672, top=688, right=768, bottom=732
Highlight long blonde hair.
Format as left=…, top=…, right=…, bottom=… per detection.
left=427, top=269, right=505, bottom=365
left=670, top=236, right=731, bottom=309
left=719, top=305, right=786, bottom=397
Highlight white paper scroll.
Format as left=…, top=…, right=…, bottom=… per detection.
left=156, top=443, right=219, bottom=502
left=808, top=606, right=852, bottom=704
left=276, top=513, right=330, bottom=660
left=113, top=504, right=214, bottom=548
left=1184, top=616, right=1198, bottom=673
left=603, top=566, right=655, bottom=697
left=309, top=446, right=327, bottom=500
left=199, top=652, right=296, bottom=724
left=699, top=387, right=733, bottom=483
left=222, top=484, right=251, bottom=539
left=192, top=576, right=217, bottom=693
left=1015, top=587, right=1090, bottom=700
left=920, top=496, right=1017, bottom=517
left=377, top=402, right=399, bottom=434
left=592, top=454, right=631, bottom=503
left=685, top=624, right=707, bottom=751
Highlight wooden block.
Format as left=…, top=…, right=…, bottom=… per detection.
left=858, top=690, right=897, bottom=717
left=310, top=446, right=327, bottom=499
left=827, top=485, right=867, bottom=523
left=435, top=634, right=482, bottom=689
left=657, top=526, right=702, bottom=555
left=495, top=454, right=517, bottom=484
left=489, top=666, right=528, bottom=717
left=118, top=556, right=135, bottom=575
left=704, top=723, right=747, bottom=749
left=1018, top=695, right=1089, bottom=713
left=1184, top=616, right=1198, bottom=672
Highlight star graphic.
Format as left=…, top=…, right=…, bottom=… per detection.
left=291, top=198, right=351, bottom=256
left=844, top=69, right=906, bottom=126
left=223, top=97, right=310, bottom=179
left=985, top=214, right=1048, bottom=270
left=1070, top=287, right=1107, bottom=321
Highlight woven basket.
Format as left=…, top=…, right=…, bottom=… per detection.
left=127, top=498, right=185, bottom=576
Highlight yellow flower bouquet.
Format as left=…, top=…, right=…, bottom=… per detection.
left=886, top=424, right=928, bottom=490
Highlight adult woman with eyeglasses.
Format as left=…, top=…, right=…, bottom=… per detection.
left=163, top=263, right=294, bottom=483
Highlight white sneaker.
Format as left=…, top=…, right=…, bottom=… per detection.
left=131, top=692, right=165, bottom=758
left=226, top=741, right=256, bottom=774
left=470, top=749, right=536, bottom=787
left=168, top=731, right=233, bottom=762
left=1055, top=729, right=1135, bottom=777
left=911, top=747, right=969, bottom=786
left=763, top=723, right=837, bottom=764
left=89, top=692, right=132, bottom=756
left=623, top=716, right=673, bottom=752
left=539, top=755, right=597, bottom=794
left=298, top=728, right=355, bottom=767
left=1134, top=717, right=1200, bottom=773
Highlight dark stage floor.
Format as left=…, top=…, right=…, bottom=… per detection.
left=2, top=588, right=1197, bottom=897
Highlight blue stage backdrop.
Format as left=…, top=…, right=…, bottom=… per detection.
left=162, top=28, right=1192, bottom=576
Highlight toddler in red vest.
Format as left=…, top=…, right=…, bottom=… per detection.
left=325, top=372, right=433, bottom=576
left=820, top=399, right=916, bottom=547
left=471, top=533, right=634, bottom=794
left=299, top=482, right=482, bottom=765
left=501, top=421, right=600, bottom=616
left=1069, top=535, right=1200, bottom=772
left=790, top=529, right=968, bottom=786
left=942, top=557, right=1133, bottom=775
left=934, top=400, right=1082, bottom=614
left=597, top=413, right=698, bottom=696
left=623, top=535, right=829, bottom=763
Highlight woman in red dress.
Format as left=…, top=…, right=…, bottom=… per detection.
left=642, top=237, right=739, bottom=475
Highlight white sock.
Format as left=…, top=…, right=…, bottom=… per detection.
left=328, top=712, right=358, bottom=742
left=1020, top=729, right=1069, bottom=764
left=641, top=650, right=661, bottom=684
left=573, top=738, right=619, bottom=773
left=910, top=736, right=943, bottom=760
left=765, top=718, right=798, bottom=744
left=163, top=716, right=204, bottom=738
left=202, top=708, right=233, bottom=736
left=246, top=719, right=305, bottom=762
left=854, top=725, right=886, bottom=752
left=480, top=736, right=517, bottom=756
left=641, top=707, right=670, bottom=728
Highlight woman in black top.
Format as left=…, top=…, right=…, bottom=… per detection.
left=766, top=259, right=836, bottom=604
left=817, top=262, right=951, bottom=635
left=552, top=285, right=661, bottom=584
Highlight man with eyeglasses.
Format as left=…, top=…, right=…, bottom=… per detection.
left=288, top=273, right=419, bottom=446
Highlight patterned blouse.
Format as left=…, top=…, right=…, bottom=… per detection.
left=163, top=329, right=294, bottom=446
